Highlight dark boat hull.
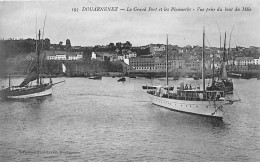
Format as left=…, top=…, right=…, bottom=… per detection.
left=118, top=77, right=126, bottom=82
left=142, top=85, right=174, bottom=90
left=207, top=80, right=233, bottom=94
left=89, top=76, right=102, bottom=80
left=142, top=85, right=157, bottom=89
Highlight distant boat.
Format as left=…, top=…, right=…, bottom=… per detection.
left=187, top=74, right=193, bottom=78
left=89, top=75, right=102, bottom=80
left=117, top=77, right=126, bottom=82
left=0, top=30, right=64, bottom=99
left=143, top=85, right=174, bottom=90
left=173, top=77, right=179, bottom=80
left=129, top=75, right=136, bottom=78
left=142, top=85, right=157, bottom=89
left=241, top=73, right=251, bottom=79
left=228, top=72, right=242, bottom=78
left=193, top=75, right=200, bottom=80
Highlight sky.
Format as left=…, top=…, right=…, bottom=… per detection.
left=0, top=0, right=259, bottom=47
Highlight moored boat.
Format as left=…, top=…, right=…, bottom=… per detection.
left=148, top=88, right=228, bottom=118
left=145, top=29, right=239, bottom=119
left=1, top=83, right=52, bottom=99
left=193, top=76, right=200, bottom=80
left=143, top=85, right=174, bottom=90
left=228, top=72, right=242, bottom=78
left=142, top=85, right=157, bottom=90
left=207, top=32, right=233, bottom=94
left=129, top=75, right=137, bottom=78
left=89, top=75, right=102, bottom=80
left=0, top=30, right=64, bottom=99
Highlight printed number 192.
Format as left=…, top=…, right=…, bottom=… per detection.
left=72, top=8, right=79, bottom=12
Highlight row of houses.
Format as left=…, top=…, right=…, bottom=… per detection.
left=127, top=56, right=260, bottom=72
left=129, top=56, right=186, bottom=71
left=44, top=51, right=83, bottom=61
left=91, top=50, right=137, bottom=61
left=228, top=57, right=260, bottom=65
left=39, top=49, right=260, bottom=73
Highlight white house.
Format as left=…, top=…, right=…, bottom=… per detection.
left=118, top=55, right=124, bottom=61
left=46, top=55, right=56, bottom=60
left=254, top=57, right=260, bottom=65
left=42, top=51, right=56, bottom=60
left=55, top=54, right=67, bottom=60
left=68, top=54, right=77, bottom=60
left=55, top=51, right=67, bottom=60
left=67, top=52, right=83, bottom=60
left=91, top=52, right=97, bottom=59
left=234, top=57, right=254, bottom=65
left=128, top=51, right=137, bottom=58
left=76, top=54, right=83, bottom=60
left=150, top=44, right=165, bottom=52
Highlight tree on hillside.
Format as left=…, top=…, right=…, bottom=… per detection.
left=65, top=39, right=71, bottom=51
left=134, top=47, right=150, bottom=56
left=108, top=43, right=116, bottom=51
left=22, top=39, right=35, bottom=52
left=83, top=49, right=92, bottom=62
left=44, top=38, right=51, bottom=50
left=59, top=41, right=64, bottom=50
left=104, top=56, right=110, bottom=62
left=123, top=41, right=132, bottom=49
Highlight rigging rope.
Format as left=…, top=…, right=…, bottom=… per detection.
left=205, top=35, right=212, bottom=47
left=233, top=88, right=241, bottom=101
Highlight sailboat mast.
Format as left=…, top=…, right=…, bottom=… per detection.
left=228, top=24, right=235, bottom=67
left=224, top=32, right=226, bottom=62
left=8, top=71, right=11, bottom=90
left=166, top=34, right=168, bottom=86
left=42, top=13, right=47, bottom=49
left=37, top=30, right=41, bottom=85
left=212, top=53, right=215, bottom=84
left=202, top=27, right=205, bottom=91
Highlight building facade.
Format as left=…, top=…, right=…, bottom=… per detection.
left=46, top=51, right=83, bottom=60
left=254, top=57, right=260, bottom=65
left=149, top=44, right=165, bottom=53
left=234, top=57, right=254, bottom=65
left=129, top=56, right=155, bottom=70
left=191, top=60, right=201, bottom=70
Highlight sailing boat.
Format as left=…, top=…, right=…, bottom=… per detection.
left=207, top=32, right=233, bottom=94
left=0, top=30, right=63, bottom=99
left=145, top=28, right=237, bottom=118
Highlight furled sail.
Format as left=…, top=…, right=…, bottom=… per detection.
left=19, top=65, right=37, bottom=87
left=219, top=62, right=228, bottom=80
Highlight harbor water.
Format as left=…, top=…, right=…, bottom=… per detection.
left=0, top=77, right=260, bottom=161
